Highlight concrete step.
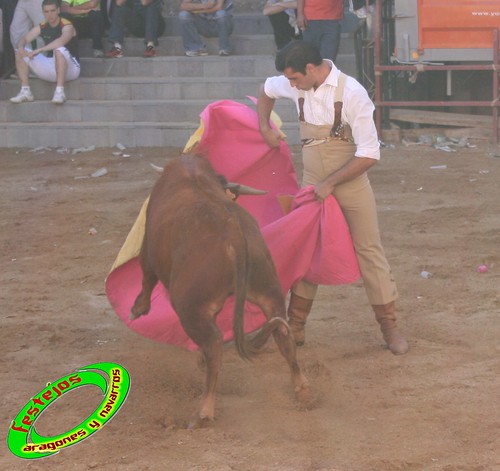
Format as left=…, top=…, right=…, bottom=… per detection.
left=0, top=46, right=357, bottom=99
left=77, top=54, right=279, bottom=78
left=80, top=32, right=357, bottom=58
left=0, top=11, right=361, bottom=149
left=0, top=98, right=297, bottom=123
left=80, top=52, right=356, bottom=79
left=0, top=76, right=268, bottom=101
left=0, top=120, right=300, bottom=148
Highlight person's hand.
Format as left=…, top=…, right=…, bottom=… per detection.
left=28, top=49, right=41, bottom=59
left=313, top=180, right=334, bottom=201
left=17, top=48, right=30, bottom=58
left=296, top=13, right=306, bottom=29
left=261, top=127, right=285, bottom=148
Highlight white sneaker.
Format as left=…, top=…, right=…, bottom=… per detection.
left=10, top=89, right=34, bottom=104
left=185, top=49, right=208, bottom=57
left=52, top=89, right=66, bottom=105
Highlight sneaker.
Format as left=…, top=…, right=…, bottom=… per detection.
left=10, top=89, right=34, bottom=104
left=106, top=46, right=124, bottom=59
left=144, top=45, right=156, bottom=57
left=93, top=49, right=105, bottom=58
left=185, top=49, right=208, bottom=57
left=52, top=89, right=66, bottom=105
left=219, top=50, right=231, bottom=56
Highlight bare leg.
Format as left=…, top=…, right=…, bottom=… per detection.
left=15, top=52, right=30, bottom=87
left=54, top=49, right=68, bottom=87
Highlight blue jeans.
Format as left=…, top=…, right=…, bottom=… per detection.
left=178, top=10, right=233, bottom=52
left=302, top=19, right=341, bottom=62
left=109, top=0, right=163, bottom=45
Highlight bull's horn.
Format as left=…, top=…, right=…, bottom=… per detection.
left=227, top=182, right=268, bottom=195
left=150, top=163, right=164, bottom=173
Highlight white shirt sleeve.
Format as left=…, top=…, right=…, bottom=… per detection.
left=264, top=75, right=298, bottom=102
left=343, top=83, right=380, bottom=159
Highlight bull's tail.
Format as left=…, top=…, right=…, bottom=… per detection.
left=233, top=234, right=252, bottom=361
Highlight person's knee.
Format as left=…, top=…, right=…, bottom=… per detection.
left=178, top=10, right=193, bottom=21
left=214, top=10, right=230, bottom=20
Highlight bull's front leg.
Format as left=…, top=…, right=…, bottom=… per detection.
left=130, top=263, right=158, bottom=320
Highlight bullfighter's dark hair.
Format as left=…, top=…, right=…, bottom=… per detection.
left=275, top=40, right=323, bottom=75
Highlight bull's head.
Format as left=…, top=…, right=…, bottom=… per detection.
left=150, top=162, right=267, bottom=201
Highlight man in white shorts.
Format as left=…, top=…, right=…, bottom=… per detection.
left=10, top=0, right=80, bottom=104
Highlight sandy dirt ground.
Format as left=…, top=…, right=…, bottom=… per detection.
left=1, top=138, right=499, bottom=471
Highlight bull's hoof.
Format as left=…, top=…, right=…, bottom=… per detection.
left=295, top=386, right=318, bottom=411
left=130, top=298, right=151, bottom=320
left=187, top=414, right=214, bottom=430
left=129, top=308, right=147, bottom=320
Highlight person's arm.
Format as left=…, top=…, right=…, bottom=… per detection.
left=30, top=23, right=76, bottom=58
left=16, top=25, right=42, bottom=57
left=61, top=0, right=99, bottom=14
left=296, top=0, right=305, bottom=29
left=315, top=85, right=380, bottom=200
left=314, top=156, right=377, bottom=201
left=257, top=83, right=285, bottom=148
left=17, top=25, right=41, bottom=50
left=180, top=0, right=217, bottom=13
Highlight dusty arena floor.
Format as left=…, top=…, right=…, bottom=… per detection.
left=1, top=139, right=499, bottom=471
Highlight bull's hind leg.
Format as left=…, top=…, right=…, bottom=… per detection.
left=251, top=295, right=316, bottom=410
left=271, top=318, right=316, bottom=409
left=130, top=260, right=158, bottom=320
left=180, top=313, right=224, bottom=429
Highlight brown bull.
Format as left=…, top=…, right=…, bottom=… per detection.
left=130, top=153, right=313, bottom=428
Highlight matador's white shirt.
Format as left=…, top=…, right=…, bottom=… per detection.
left=264, top=60, right=381, bottom=160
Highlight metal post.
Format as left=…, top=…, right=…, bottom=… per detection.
left=374, top=0, right=382, bottom=136
left=492, top=29, right=499, bottom=144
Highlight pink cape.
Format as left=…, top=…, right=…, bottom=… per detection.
left=105, top=100, right=360, bottom=351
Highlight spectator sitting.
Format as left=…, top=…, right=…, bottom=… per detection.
left=9, top=0, right=80, bottom=104
left=262, top=0, right=301, bottom=51
left=105, top=0, right=164, bottom=58
left=178, top=0, right=233, bottom=57
left=61, top=0, right=105, bottom=57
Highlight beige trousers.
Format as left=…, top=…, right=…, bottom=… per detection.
left=293, top=121, right=398, bottom=305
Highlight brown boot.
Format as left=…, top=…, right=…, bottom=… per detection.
left=372, top=301, right=409, bottom=355
left=287, top=293, right=314, bottom=346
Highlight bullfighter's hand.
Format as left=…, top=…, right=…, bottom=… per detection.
left=313, top=180, right=334, bottom=201
left=261, top=127, right=285, bottom=148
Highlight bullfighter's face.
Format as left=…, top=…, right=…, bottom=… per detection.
left=283, top=65, right=317, bottom=91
